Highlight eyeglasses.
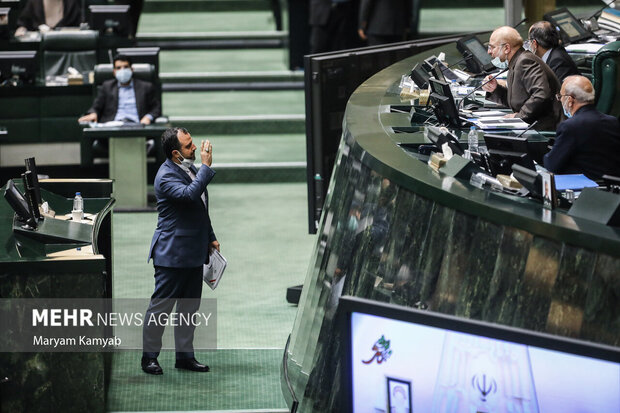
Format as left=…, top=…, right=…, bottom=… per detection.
left=487, top=42, right=506, bottom=51
left=555, top=93, right=573, bottom=101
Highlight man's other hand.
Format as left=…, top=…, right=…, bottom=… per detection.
left=140, top=116, right=152, bottom=125
left=201, top=139, right=213, bottom=167
left=78, top=113, right=98, bottom=123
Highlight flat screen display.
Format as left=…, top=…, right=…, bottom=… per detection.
left=544, top=8, right=592, bottom=44
left=343, top=299, right=620, bottom=413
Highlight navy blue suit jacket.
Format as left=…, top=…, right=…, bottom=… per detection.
left=544, top=105, right=620, bottom=180
left=148, top=158, right=216, bottom=268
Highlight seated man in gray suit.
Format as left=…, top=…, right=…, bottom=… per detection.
left=482, top=26, right=562, bottom=131
left=78, top=54, right=161, bottom=124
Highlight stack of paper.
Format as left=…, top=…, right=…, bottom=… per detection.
left=598, top=8, right=620, bottom=33
left=203, top=249, right=228, bottom=290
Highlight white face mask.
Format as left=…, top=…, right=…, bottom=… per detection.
left=491, top=44, right=508, bottom=69
left=115, top=68, right=132, bottom=84
left=176, top=153, right=194, bottom=169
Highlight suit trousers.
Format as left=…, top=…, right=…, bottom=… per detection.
left=142, top=265, right=203, bottom=360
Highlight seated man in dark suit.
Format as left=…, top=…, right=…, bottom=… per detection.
left=527, top=21, right=580, bottom=82
left=544, top=75, right=620, bottom=180
left=482, top=26, right=563, bottom=131
left=78, top=54, right=161, bottom=125
left=15, top=0, right=81, bottom=35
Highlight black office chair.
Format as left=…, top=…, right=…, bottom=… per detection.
left=591, top=41, right=620, bottom=117
left=40, top=30, right=99, bottom=79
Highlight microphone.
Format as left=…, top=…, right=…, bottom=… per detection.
left=515, top=120, right=538, bottom=136
left=457, top=68, right=508, bottom=110
left=512, top=18, right=527, bottom=29
left=587, top=0, right=616, bottom=20
left=446, top=52, right=474, bottom=70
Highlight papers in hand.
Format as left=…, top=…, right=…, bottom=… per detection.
left=203, top=248, right=227, bottom=290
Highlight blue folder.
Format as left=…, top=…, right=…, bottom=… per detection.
left=554, top=174, right=598, bottom=191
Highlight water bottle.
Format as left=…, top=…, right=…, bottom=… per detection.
left=468, top=126, right=479, bottom=154
left=72, top=192, right=83, bottom=221
left=450, top=79, right=459, bottom=97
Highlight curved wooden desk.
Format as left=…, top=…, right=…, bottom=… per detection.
left=283, top=42, right=620, bottom=412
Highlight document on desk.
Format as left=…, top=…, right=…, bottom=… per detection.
left=203, top=249, right=228, bottom=290
left=554, top=174, right=598, bottom=191
left=469, top=116, right=530, bottom=130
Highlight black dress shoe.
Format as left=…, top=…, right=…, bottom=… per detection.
left=141, top=357, right=163, bottom=375
left=175, top=357, right=210, bottom=372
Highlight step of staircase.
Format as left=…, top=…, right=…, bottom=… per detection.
left=169, top=114, right=305, bottom=135
left=211, top=161, right=306, bottom=183
left=136, top=31, right=286, bottom=50
left=143, top=0, right=272, bottom=13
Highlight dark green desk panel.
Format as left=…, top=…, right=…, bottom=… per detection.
left=0, top=182, right=114, bottom=413
left=283, top=41, right=620, bottom=412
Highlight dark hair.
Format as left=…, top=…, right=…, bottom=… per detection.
left=529, top=21, right=560, bottom=49
left=113, top=54, right=132, bottom=66
left=161, top=127, right=189, bottom=159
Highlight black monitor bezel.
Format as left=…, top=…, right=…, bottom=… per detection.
left=340, top=295, right=620, bottom=413
left=456, top=34, right=495, bottom=74
left=88, top=5, right=131, bottom=37
left=4, top=179, right=37, bottom=227
left=543, top=7, right=593, bottom=44
left=409, top=63, right=430, bottom=89
left=0, top=50, right=38, bottom=84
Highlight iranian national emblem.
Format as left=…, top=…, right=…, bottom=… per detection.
left=362, top=335, right=392, bottom=364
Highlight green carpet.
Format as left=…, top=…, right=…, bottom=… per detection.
left=106, top=349, right=287, bottom=411
left=138, top=11, right=276, bottom=33
left=112, top=183, right=315, bottom=349
left=160, top=49, right=289, bottom=73
left=163, top=90, right=304, bottom=117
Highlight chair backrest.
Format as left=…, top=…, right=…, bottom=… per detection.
left=93, top=63, right=157, bottom=85
left=592, top=41, right=620, bottom=117
left=41, top=30, right=99, bottom=78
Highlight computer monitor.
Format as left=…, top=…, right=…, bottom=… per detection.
left=429, top=78, right=461, bottom=129
left=4, top=179, right=37, bottom=228
left=456, top=34, right=495, bottom=74
left=425, top=125, right=464, bottom=156
left=425, top=57, right=459, bottom=82
left=89, top=5, right=131, bottom=37
left=430, top=62, right=446, bottom=83
left=0, top=50, right=37, bottom=85
left=24, top=157, right=42, bottom=206
left=512, top=164, right=543, bottom=199
left=340, top=296, right=620, bottom=413
left=483, top=133, right=535, bottom=175
left=410, top=63, right=430, bottom=89
left=544, top=7, right=593, bottom=44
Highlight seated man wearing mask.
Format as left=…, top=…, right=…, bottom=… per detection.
left=482, top=26, right=562, bottom=131
left=544, top=75, right=620, bottom=180
left=526, top=21, right=579, bottom=82
left=79, top=54, right=161, bottom=125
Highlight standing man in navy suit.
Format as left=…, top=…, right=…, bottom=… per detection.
left=142, top=127, right=219, bottom=375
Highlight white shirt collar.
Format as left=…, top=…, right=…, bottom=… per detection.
left=542, top=49, right=552, bottom=63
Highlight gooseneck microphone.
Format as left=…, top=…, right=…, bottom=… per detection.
left=515, top=120, right=538, bottom=136
left=446, top=52, right=474, bottom=70
left=457, top=68, right=509, bottom=110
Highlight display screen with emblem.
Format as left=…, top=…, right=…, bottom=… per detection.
left=339, top=296, right=620, bottom=413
